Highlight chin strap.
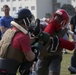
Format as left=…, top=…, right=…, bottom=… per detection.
left=11, top=21, right=28, bottom=34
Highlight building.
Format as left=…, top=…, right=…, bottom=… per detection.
left=0, top=0, right=75, bottom=19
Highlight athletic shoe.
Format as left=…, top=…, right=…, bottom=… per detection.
left=68, top=66, right=76, bottom=74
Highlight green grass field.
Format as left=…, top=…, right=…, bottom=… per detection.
left=60, top=50, right=74, bottom=75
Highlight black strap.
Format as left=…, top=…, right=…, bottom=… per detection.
left=0, top=58, right=20, bottom=74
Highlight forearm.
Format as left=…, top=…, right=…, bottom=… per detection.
left=59, top=38, right=75, bottom=50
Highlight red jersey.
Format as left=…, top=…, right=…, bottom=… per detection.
left=12, top=27, right=31, bottom=53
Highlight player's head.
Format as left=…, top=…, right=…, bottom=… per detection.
left=2, top=5, right=10, bottom=15
left=13, top=8, right=35, bottom=28
left=50, top=9, right=69, bottom=28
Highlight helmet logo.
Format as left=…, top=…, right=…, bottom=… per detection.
left=56, top=10, right=62, bottom=15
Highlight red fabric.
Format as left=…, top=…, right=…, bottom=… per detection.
left=59, top=38, right=75, bottom=50
left=44, top=20, right=61, bottom=36
left=44, top=20, right=75, bottom=50
left=12, top=27, right=31, bottom=53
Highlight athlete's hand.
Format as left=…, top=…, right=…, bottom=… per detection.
left=33, top=19, right=41, bottom=36
left=31, top=45, right=40, bottom=61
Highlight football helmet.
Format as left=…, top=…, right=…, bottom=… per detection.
left=51, top=9, right=69, bottom=27
left=13, top=8, right=35, bottom=26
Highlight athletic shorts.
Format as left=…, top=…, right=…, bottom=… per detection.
left=36, top=55, right=62, bottom=75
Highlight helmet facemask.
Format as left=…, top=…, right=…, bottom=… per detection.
left=29, top=15, right=35, bottom=27
left=52, top=14, right=68, bottom=28
left=60, top=20, right=66, bottom=28
left=13, top=8, right=36, bottom=30
left=50, top=9, right=69, bottom=29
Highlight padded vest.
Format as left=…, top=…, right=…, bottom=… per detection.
left=0, top=29, right=25, bottom=63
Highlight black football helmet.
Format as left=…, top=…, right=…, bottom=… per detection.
left=13, top=8, right=35, bottom=26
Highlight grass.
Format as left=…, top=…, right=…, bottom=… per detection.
left=60, top=35, right=74, bottom=75
left=60, top=50, right=74, bottom=75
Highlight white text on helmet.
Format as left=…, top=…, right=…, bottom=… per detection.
left=56, top=10, right=62, bottom=15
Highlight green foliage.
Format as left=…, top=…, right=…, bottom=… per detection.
left=45, top=13, right=51, bottom=18
left=61, top=4, right=76, bottom=16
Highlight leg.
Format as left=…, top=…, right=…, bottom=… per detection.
left=19, top=60, right=34, bottom=75
left=48, top=55, right=62, bottom=75
left=49, top=72, right=59, bottom=75
left=71, top=50, right=76, bottom=68
left=68, top=50, right=76, bottom=74
left=36, top=57, right=52, bottom=75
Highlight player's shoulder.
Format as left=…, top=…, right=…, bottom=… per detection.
left=0, top=16, right=5, bottom=19
left=0, top=16, right=5, bottom=22
left=9, top=16, right=13, bottom=19
left=16, top=32, right=29, bottom=39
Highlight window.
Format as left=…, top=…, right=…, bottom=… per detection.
left=6, top=0, right=10, bottom=1
left=12, top=0, right=16, bottom=1
left=52, top=0, right=57, bottom=3
left=19, top=7, right=22, bottom=9
left=1, top=0, right=4, bottom=2
left=73, top=0, right=75, bottom=1
left=31, top=6, right=35, bottom=10
left=1, top=8, right=3, bottom=11
left=13, top=7, right=16, bottom=11
left=25, top=6, right=28, bottom=9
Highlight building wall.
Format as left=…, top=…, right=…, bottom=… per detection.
left=71, top=0, right=76, bottom=7
left=36, top=0, right=52, bottom=19
left=0, top=0, right=37, bottom=17
left=0, top=0, right=75, bottom=19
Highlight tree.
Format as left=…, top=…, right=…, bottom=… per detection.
left=45, top=13, right=51, bottom=18
left=61, top=4, right=76, bottom=16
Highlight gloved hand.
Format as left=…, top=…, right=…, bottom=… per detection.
left=33, top=19, right=41, bottom=36
left=28, top=19, right=41, bottom=37
left=31, top=44, right=41, bottom=61
left=38, top=31, right=50, bottom=45
left=47, top=36, right=59, bottom=52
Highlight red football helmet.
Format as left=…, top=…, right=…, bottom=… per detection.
left=50, top=9, right=69, bottom=28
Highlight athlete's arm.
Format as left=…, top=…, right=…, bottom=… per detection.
left=24, top=50, right=35, bottom=61
left=59, top=38, right=75, bottom=50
